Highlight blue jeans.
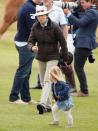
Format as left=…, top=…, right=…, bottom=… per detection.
left=9, top=45, right=35, bottom=102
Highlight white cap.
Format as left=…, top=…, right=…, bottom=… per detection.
left=35, top=5, right=49, bottom=16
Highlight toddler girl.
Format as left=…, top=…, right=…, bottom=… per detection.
left=49, top=66, right=74, bottom=128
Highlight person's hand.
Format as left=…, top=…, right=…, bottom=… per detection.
left=63, top=9, right=71, bottom=15
left=64, top=62, right=69, bottom=67
left=56, top=96, right=61, bottom=100
left=32, top=44, right=38, bottom=53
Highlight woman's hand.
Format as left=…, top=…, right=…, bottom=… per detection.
left=32, top=43, right=38, bottom=53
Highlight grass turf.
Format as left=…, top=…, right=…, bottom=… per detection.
left=0, top=1, right=98, bottom=131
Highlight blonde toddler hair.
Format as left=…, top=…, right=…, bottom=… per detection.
left=49, top=66, right=64, bottom=82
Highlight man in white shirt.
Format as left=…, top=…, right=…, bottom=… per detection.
left=45, top=0, right=68, bottom=38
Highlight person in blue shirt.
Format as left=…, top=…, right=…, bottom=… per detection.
left=9, top=0, right=41, bottom=104
left=64, top=0, right=98, bottom=96
left=49, top=66, right=73, bottom=127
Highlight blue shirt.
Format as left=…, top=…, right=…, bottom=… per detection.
left=52, top=81, right=70, bottom=101
left=52, top=81, right=73, bottom=110
left=15, top=0, right=36, bottom=42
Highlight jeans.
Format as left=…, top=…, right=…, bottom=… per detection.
left=74, top=48, right=91, bottom=94
left=9, top=45, right=35, bottom=102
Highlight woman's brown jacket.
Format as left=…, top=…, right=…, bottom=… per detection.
left=28, top=18, right=68, bottom=62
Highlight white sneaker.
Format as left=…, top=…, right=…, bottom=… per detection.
left=9, top=99, right=28, bottom=105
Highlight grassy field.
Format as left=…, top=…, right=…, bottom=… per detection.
left=0, top=1, right=98, bottom=131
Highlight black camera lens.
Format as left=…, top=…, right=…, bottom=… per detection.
left=88, top=54, right=95, bottom=63
left=67, top=52, right=73, bottom=65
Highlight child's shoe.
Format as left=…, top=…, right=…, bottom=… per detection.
left=49, top=121, right=59, bottom=126
left=67, top=124, right=73, bottom=128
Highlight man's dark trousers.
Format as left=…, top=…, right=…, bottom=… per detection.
left=74, top=48, right=91, bottom=94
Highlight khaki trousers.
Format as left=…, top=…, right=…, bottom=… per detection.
left=38, top=60, right=58, bottom=107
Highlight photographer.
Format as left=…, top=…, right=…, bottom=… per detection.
left=64, top=0, right=98, bottom=96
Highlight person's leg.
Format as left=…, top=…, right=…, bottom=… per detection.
left=50, top=103, right=59, bottom=124
left=37, top=60, right=58, bottom=114
left=37, top=74, right=41, bottom=87
left=20, top=76, right=31, bottom=102
left=36, top=61, right=46, bottom=114
left=20, top=45, right=34, bottom=102
left=61, top=65, right=77, bottom=93
left=64, top=110, right=73, bottom=127
left=31, top=74, right=42, bottom=89
left=40, top=60, right=58, bottom=106
left=74, top=48, right=91, bottom=95
left=9, top=45, right=34, bottom=102
left=9, top=76, right=24, bottom=101
left=38, top=60, right=46, bottom=88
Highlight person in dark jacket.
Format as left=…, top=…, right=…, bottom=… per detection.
left=32, top=0, right=77, bottom=92
left=28, top=5, right=68, bottom=114
left=49, top=66, right=73, bottom=127
left=9, top=0, right=41, bottom=104
left=64, top=0, right=98, bottom=96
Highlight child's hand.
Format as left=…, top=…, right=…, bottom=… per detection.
left=64, top=62, right=69, bottom=67
left=56, top=96, right=61, bottom=100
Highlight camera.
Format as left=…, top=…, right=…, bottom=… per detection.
left=53, top=0, right=78, bottom=9
left=88, top=51, right=95, bottom=63
left=53, top=0, right=98, bottom=10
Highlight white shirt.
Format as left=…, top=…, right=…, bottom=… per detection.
left=48, top=4, right=68, bottom=25
left=15, top=41, right=27, bottom=47
left=48, top=5, right=74, bottom=53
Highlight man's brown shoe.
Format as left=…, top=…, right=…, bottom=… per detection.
left=77, top=91, right=89, bottom=97
left=70, top=91, right=88, bottom=97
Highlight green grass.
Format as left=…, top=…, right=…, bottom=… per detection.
left=0, top=40, right=98, bottom=131
left=0, top=1, right=98, bottom=131
left=0, top=31, right=98, bottom=131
